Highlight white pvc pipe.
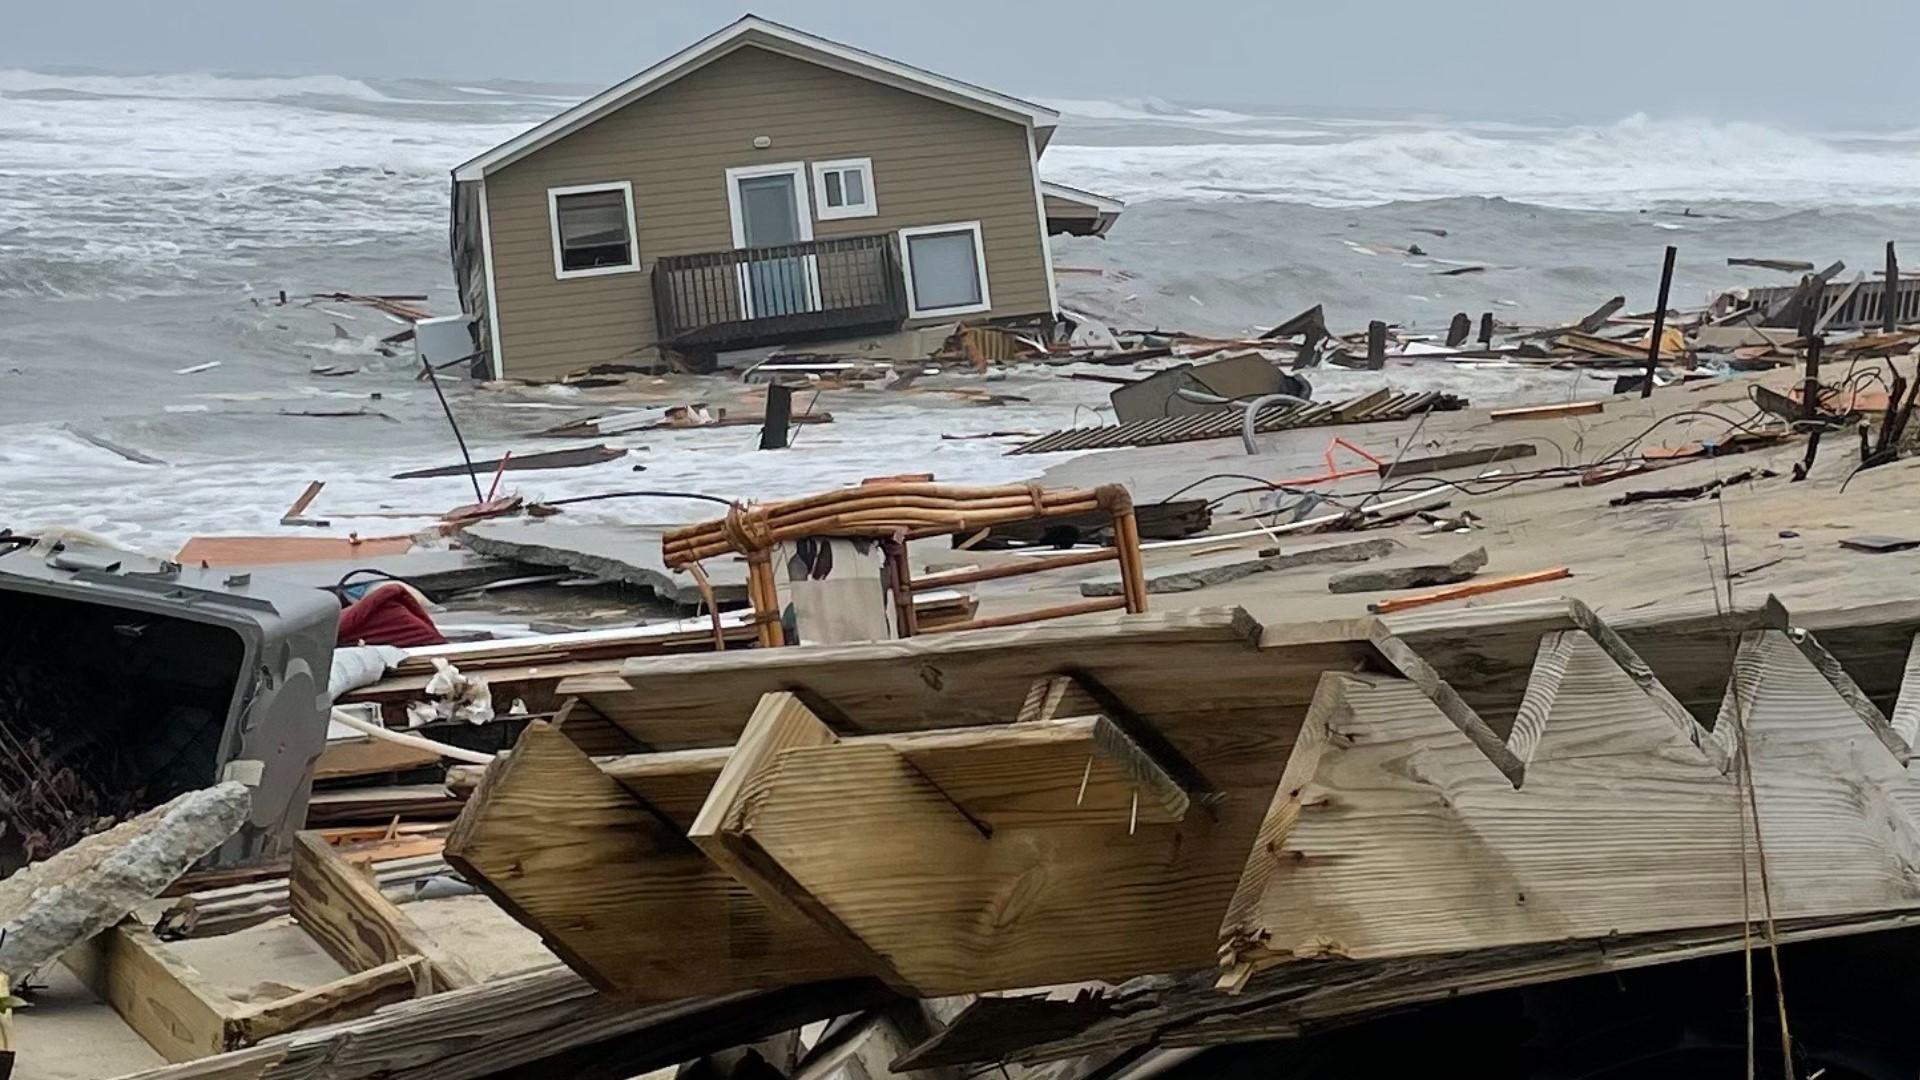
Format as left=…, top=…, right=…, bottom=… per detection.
left=328, top=708, right=496, bottom=765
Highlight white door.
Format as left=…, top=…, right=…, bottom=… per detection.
left=728, top=165, right=821, bottom=320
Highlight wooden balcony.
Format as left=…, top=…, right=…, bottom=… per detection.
left=651, top=234, right=907, bottom=352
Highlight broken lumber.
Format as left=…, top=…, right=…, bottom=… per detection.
left=1367, top=566, right=1571, bottom=613
left=1380, top=444, right=1536, bottom=477
left=1489, top=401, right=1603, bottom=422
left=391, top=444, right=627, bottom=480
left=288, top=832, right=476, bottom=994
left=444, top=721, right=861, bottom=1000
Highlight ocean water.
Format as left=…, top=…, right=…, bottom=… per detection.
left=2, top=72, right=1919, bottom=551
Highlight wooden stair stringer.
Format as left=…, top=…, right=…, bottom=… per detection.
left=443, top=720, right=861, bottom=1001
left=700, top=683, right=1221, bottom=997
left=1221, top=631, right=1761, bottom=978
left=1719, top=629, right=1920, bottom=913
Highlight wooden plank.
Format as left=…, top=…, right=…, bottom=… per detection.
left=599, top=607, right=1272, bottom=750
left=390, top=444, right=626, bottom=480
left=1378, top=442, right=1536, bottom=477
left=313, top=736, right=442, bottom=781
left=685, top=693, right=904, bottom=987
left=723, top=717, right=1214, bottom=996
left=224, top=956, right=427, bottom=1048
left=894, top=715, right=1190, bottom=829
left=1488, top=401, right=1604, bottom=421
left=444, top=721, right=859, bottom=1000
left=63, top=918, right=235, bottom=1064
left=111, top=964, right=885, bottom=1080
left=175, top=535, right=414, bottom=566
left=288, top=832, right=477, bottom=994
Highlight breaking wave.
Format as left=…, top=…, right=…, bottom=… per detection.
left=0, top=69, right=390, bottom=102
left=1043, top=113, right=1920, bottom=210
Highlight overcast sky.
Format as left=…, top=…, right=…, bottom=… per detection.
left=6, top=0, right=1916, bottom=127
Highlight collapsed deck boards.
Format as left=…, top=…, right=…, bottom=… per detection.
left=448, top=595, right=1920, bottom=1033
left=455, top=608, right=1363, bottom=999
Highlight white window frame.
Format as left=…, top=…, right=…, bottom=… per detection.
left=547, top=181, right=640, bottom=280
left=810, top=157, right=877, bottom=221
left=898, top=221, right=992, bottom=319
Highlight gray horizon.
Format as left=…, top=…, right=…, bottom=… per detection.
left=5, top=0, right=1918, bottom=129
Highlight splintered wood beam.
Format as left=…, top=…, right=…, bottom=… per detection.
left=443, top=721, right=860, bottom=1000
left=224, top=956, right=428, bottom=1048
left=63, top=918, right=233, bottom=1063
left=289, top=831, right=477, bottom=994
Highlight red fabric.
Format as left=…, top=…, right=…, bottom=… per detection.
left=337, top=583, right=446, bottom=648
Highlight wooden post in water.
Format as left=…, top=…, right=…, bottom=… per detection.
left=1887, top=242, right=1900, bottom=333
left=1640, top=246, right=1678, bottom=399
left=1446, top=313, right=1471, bottom=348
left=760, top=382, right=794, bottom=451
left=1478, top=312, right=1494, bottom=346
left=1367, top=321, right=1388, bottom=368
left=1793, top=334, right=1824, bottom=482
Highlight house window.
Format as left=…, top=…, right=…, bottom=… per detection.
left=548, top=182, right=638, bottom=278
left=811, top=158, right=876, bottom=220
left=899, top=221, right=991, bottom=318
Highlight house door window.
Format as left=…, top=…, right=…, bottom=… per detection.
left=727, top=164, right=820, bottom=320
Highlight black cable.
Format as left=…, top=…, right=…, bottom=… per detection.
left=535, top=489, right=736, bottom=510
left=335, top=568, right=415, bottom=589
left=1153, top=472, right=1363, bottom=509
left=418, top=350, right=485, bottom=504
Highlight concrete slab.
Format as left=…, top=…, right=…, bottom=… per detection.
left=459, top=521, right=748, bottom=608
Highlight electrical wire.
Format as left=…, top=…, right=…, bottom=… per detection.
left=533, top=489, right=736, bottom=510
left=1152, top=472, right=1367, bottom=510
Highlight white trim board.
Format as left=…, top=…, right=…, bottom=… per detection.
left=547, top=181, right=641, bottom=280
left=1027, top=129, right=1061, bottom=318
left=898, top=221, right=992, bottom=319
left=811, top=157, right=877, bottom=221
left=477, top=180, right=505, bottom=380
left=453, top=16, right=1058, bottom=182
left=1040, top=181, right=1126, bottom=215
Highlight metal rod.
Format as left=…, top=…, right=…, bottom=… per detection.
left=419, top=348, right=485, bottom=503
left=1640, top=245, right=1678, bottom=399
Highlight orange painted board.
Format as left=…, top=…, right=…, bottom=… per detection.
left=176, top=535, right=414, bottom=566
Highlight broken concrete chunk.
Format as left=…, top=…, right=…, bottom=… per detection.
left=1327, top=546, right=1488, bottom=595
left=459, top=520, right=748, bottom=608
left=0, top=783, right=251, bottom=978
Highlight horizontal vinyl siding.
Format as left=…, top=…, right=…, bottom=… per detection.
left=485, top=43, right=1050, bottom=381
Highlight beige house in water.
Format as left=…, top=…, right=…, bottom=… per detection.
left=450, top=16, right=1121, bottom=381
